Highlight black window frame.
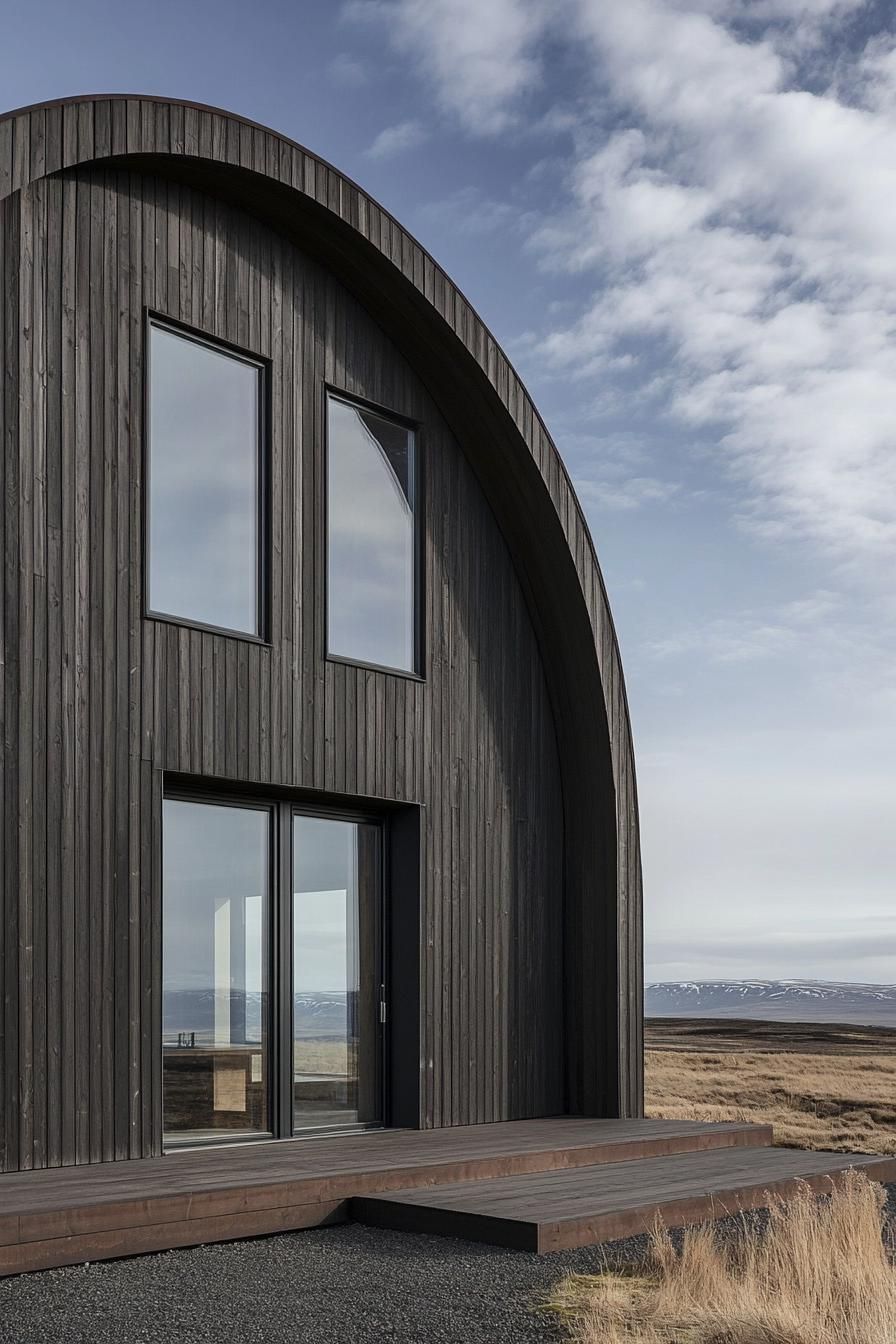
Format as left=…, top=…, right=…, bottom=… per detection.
left=143, top=311, right=272, bottom=645
left=323, top=386, right=425, bottom=681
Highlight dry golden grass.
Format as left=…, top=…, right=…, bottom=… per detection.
left=646, top=1048, right=896, bottom=1154
left=550, top=1169, right=896, bottom=1344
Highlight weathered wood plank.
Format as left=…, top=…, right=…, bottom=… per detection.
left=2, top=193, right=22, bottom=1173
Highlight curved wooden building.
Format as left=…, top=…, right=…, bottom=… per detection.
left=0, top=94, right=642, bottom=1177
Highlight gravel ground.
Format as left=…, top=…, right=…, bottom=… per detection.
left=0, top=1222, right=635, bottom=1344
left=1, top=1188, right=893, bottom=1344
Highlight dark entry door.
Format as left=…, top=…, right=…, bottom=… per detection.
left=162, top=797, right=384, bottom=1148
left=292, top=816, right=383, bottom=1132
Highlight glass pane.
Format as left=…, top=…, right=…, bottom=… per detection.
left=149, top=324, right=261, bottom=635
left=327, top=396, right=417, bottom=672
left=293, top=816, right=381, bottom=1131
left=163, top=799, right=270, bottom=1143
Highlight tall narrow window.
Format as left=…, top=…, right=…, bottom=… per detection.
left=327, top=394, right=419, bottom=674
left=148, top=321, right=265, bottom=637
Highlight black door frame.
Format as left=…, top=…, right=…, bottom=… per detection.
left=161, top=786, right=388, bottom=1148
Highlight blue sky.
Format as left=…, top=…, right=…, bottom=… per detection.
left=4, top=0, right=895, bottom=984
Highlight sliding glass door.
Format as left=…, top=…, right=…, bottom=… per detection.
left=293, top=817, right=382, bottom=1132
left=162, top=797, right=383, bottom=1147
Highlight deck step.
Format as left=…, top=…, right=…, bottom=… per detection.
left=352, top=1146, right=896, bottom=1253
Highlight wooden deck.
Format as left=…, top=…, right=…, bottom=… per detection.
left=353, top=1143, right=896, bottom=1253
left=3, top=1116, right=890, bottom=1270
left=0, top=1118, right=768, bottom=1274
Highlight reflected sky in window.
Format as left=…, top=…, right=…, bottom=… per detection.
left=149, top=325, right=261, bottom=635
left=162, top=799, right=268, bottom=1030
left=327, top=397, right=417, bottom=672
left=293, top=816, right=357, bottom=994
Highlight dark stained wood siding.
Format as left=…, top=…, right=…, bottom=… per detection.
left=0, top=164, right=565, bottom=1169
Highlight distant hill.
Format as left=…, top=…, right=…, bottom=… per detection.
left=645, top=980, right=896, bottom=1027
left=162, top=990, right=350, bottom=1040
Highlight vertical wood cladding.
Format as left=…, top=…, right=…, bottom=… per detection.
left=0, top=166, right=565, bottom=1169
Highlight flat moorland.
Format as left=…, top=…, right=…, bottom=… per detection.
left=645, top=1017, right=896, bottom=1155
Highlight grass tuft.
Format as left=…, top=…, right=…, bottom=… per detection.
left=549, top=1169, right=896, bottom=1344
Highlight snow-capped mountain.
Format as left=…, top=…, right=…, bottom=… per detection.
left=645, top=980, right=896, bottom=1027
left=162, top=990, right=350, bottom=1040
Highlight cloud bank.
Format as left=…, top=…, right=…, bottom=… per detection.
left=345, top=0, right=896, bottom=980
left=356, top=0, right=896, bottom=580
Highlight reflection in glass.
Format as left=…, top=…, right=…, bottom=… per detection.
left=149, top=324, right=262, bottom=635
left=327, top=396, right=417, bottom=672
left=162, top=800, right=270, bottom=1144
left=293, top=816, right=381, bottom=1131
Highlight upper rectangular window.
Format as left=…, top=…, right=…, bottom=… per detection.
left=326, top=393, right=420, bottom=675
left=147, top=320, right=266, bottom=638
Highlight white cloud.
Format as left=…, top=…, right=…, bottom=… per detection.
left=346, top=0, right=896, bottom=980
left=344, top=0, right=552, bottom=134
left=357, top=0, right=896, bottom=581
left=365, top=118, right=428, bottom=159
left=562, top=429, right=684, bottom=511
left=530, top=1, right=896, bottom=575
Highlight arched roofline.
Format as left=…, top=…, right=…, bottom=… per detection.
left=0, top=92, right=609, bottom=637
left=0, top=93, right=643, bottom=1116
